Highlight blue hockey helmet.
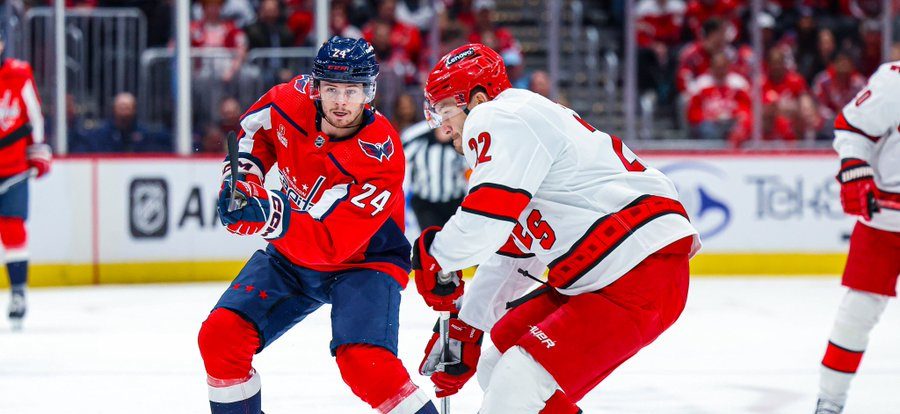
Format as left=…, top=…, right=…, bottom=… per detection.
left=312, top=36, right=379, bottom=103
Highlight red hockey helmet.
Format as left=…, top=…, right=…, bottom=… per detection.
left=423, top=43, right=511, bottom=127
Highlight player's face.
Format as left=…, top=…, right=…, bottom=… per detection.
left=425, top=97, right=467, bottom=154
left=319, top=81, right=367, bottom=128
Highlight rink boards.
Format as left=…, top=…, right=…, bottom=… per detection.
left=2, top=151, right=857, bottom=287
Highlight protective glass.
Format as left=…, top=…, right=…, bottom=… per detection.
left=424, top=99, right=466, bottom=129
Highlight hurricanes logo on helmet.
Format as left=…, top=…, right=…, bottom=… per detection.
left=446, top=48, right=475, bottom=67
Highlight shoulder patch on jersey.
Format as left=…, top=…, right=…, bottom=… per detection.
left=358, top=137, right=394, bottom=162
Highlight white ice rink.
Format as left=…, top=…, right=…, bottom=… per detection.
left=2, top=277, right=899, bottom=414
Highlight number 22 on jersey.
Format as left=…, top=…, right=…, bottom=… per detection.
left=467, top=132, right=493, bottom=166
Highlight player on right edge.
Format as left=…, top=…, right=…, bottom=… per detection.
left=412, top=43, right=701, bottom=413
left=816, top=60, right=900, bottom=414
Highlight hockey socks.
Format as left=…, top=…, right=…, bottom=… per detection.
left=208, top=370, right=262, bottom=414
left=336, top=344, right=437, bottom=414
left=819, top=289, right=889, bottom=406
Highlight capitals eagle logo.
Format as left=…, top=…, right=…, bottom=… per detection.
left=358, top=137, right=394, bottom=162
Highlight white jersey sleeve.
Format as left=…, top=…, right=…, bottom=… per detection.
left=833, top=61, right=900, bottom=162
left=430, top=105, right=556, bottom=272
left=458, top=253, right=546, bottom=332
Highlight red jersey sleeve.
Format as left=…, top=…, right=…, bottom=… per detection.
left=227, top=88, right=279, bottom=182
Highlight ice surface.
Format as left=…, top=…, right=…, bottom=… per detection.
left=2, top=277, right=899, bottom=414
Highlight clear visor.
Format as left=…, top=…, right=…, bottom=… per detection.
left=423, top=99, right=466, bottom=129
left=313, top=82, right=376, bottom=104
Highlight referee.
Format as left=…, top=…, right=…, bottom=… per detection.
left=402, top=120, right=468, bottom=229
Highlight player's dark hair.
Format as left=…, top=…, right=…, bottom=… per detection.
left=702, top=18, right=724, bottom=38
left=469, top=86, right=488, bottom=102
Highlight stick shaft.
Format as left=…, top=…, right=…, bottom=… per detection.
left=439, top=311, right=451, bottom=414
left=226, top=131, right=241, bottom=212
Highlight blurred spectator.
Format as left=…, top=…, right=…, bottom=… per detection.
left=190, top=0, right=248, bottom=84
left=401, top=120, right=468, bottom=229
left=196, top=125, right=226, bottom=153
left=370, top=19, right=418, bottom=118
left=857, top=19, right=882, bottom=75
left=447, top=0, right=477, bottom=33
left=686, top=52, right=751, bottom=143
left=505, top=51, right=528, bottom=89
left=362, top=0, right=423, bottom=64
left=798, top=25, right=836, bottom=82
left=60, top=94, right=92, bottom=153
left=218, top=97, right=242, bottom=137
left=395, top=0, right=440, bottom=32
left=636, top=0, right=686, bottom=103
left=811, top=51, right=865, bottom=136
left=330, top=2, right=363, bottom=39
left=761, top=91, right=798, bottom=142
left=192, top=0, right=255, bottom=28
left=528, top=70, right=570, bottom=107
left=528, top=70, right=552, bottom=98
left=467, top=0, right=522, bottom=63
left=892, top=42, right=900, bottom=61
left=763, top=48, right=819, bottom=141
left=683, top=0, right=740, bottom=42
left=285, top=0, right=314, bottom=45
left=78, top=93, right=171, bottom=153
left=392, top=93, right=418, bottom=133
left=245, top=0, right=294, bottom=50
left=676, top=18, right=751, bottom=93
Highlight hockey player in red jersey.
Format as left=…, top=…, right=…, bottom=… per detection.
left=197, top=37, right=439, bottom=414
left=0, top=33, right=51, bottom=331
left=412, top=43, right=701, bottom=413
left=815, top=60, right=900, bottom=414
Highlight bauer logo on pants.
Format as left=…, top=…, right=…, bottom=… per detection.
left=129, top=178, right=169, bottom=239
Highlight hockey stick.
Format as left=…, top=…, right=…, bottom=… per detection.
left=436, top=272, right=454, bottom=414
left=0, top=168, right=37, bottom=196
left=225, top=131, right=243, bottom=212
left=438, top=310, right=451, bottom=414
left=867, top=193, right=900, bottom=216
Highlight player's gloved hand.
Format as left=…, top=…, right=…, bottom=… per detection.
left=412, top=226, right=464, bottom=312
left=419, top=315, right=483, bottom=397
left=26, top=143, right=51, bottom=178
left=836, top=158, right=879, bottom=220
left=216, top=175, right=291, bottom=239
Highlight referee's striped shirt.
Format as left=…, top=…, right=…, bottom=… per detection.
left=401, top=121, right=468, bottom=203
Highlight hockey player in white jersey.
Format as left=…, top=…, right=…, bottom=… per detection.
left=816, top=60, right=900, bottom=414
left=410, top=43, right=701, bottom=413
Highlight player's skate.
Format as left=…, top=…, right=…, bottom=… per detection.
left=8, top=289, right=26, bottom=331
left=814, top=398, right=843, bottom=414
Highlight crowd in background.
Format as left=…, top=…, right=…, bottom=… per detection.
left=633, top=0, right=900, bottom=146
left=10, top=0, right=900, bottom=151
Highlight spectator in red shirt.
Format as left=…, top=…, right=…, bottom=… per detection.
left=686, top=52, right=751, bottom=142
left=467, top=0, right=522, bottom=62
left=190, top=0, right=247, bottom=84
left=763, top=48, right=820, bottom=141
left=684, top=0, right=740, bottom=42
left=330, top=2, right=363, bottom=40
left=362, top=0, right=423, bottom=64
left=636, top=0, right=686, bottom=103
left=676, top=18, right=750, bottom=93
left=811, top=51, right=866, bottom=137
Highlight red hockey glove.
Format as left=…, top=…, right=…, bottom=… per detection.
left=412, top=226, right=464, bottom=312
left=26, top=143, right=51, bottom=178
left=216, top=175, right=291, bottom=239
left=837, top=158, right=879, bottom=220
left=419, top=315, right=483, bottom=397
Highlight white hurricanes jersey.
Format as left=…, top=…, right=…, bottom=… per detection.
left=428, top=88, right=700, bottom=332
left=833, top=60, right=900, bottom=232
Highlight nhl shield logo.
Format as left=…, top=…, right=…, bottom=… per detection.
left=315, top=135, right=326, bottom=148
left=358, top=137, right=394, bottom=162
left=129, top=178, right=169, bottom=239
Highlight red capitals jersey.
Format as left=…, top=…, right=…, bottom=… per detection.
left=232, top=75, right=411, bottom=286
left=0, top=58, right=44, bottom=177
